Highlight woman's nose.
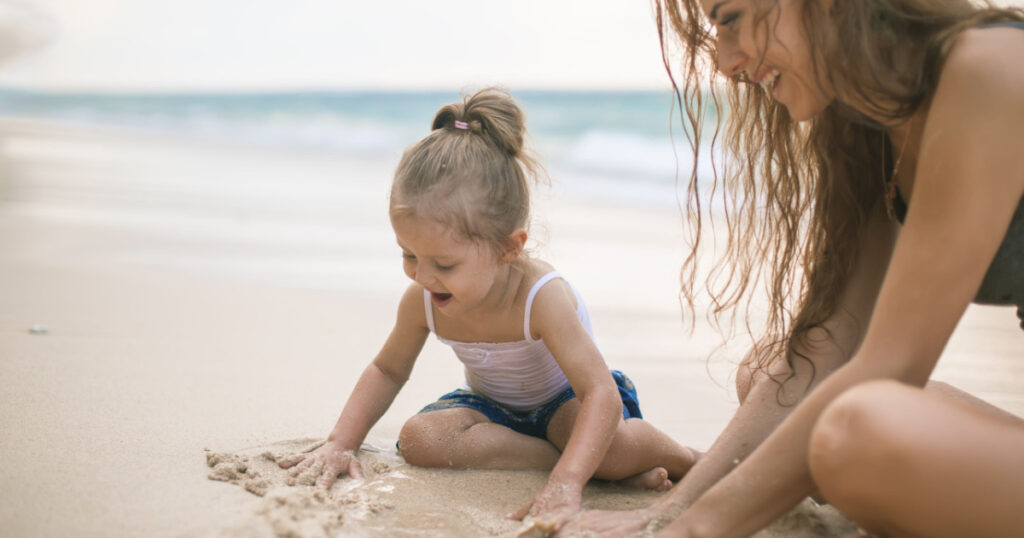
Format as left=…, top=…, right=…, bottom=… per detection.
left=717, top=40, right=747, bottom=77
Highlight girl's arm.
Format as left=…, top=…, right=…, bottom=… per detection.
left=515, top=278, right=623, bottom=529
left=562, top=193, right=898, bottom=537
left=662, top=29, right=1024, bottom=537
left=278, top=284, right=430, bottom=487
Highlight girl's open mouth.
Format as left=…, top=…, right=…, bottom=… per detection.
left=431, top=291, right=453, bottom=307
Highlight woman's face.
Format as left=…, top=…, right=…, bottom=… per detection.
left=702, top=0, right=834, bottom=121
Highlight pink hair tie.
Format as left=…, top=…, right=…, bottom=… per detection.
left=454, top=120, right=469, bottom=130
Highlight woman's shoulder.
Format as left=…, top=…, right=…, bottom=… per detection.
left=942, top=25, right=1024, bottom=90
left=926, top=25, right=1024, bottom=132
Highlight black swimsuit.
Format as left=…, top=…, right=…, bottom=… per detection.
left=890, top=186, right=1024, bottom=330
left=884, top=21, right=1024, bottom=330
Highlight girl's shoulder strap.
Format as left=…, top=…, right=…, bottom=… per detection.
left=422, top=287, right=437, bottom=334
left=523, top=271, right=563, bottom=342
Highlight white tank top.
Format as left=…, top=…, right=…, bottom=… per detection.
left=423, top=271, right=598, bottom=412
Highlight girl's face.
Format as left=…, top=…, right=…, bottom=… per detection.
left=703, top=0, right=833, bottom=121
left=391, top=213, right=509, bottom=318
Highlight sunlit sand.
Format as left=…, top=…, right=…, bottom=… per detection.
left=2, top=118, right=1020, bottom=536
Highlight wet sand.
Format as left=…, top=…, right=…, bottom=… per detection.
left=1, top=118, right=1020, bottom=537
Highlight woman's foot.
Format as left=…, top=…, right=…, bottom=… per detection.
left=616, top=467, right=672, bottom=491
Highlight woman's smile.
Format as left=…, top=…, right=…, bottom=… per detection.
left=704, top=0, right=834, bottom=121
left=755, top=67, right=781, bottom=96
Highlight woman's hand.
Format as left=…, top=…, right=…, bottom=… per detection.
left=508, top=480, right=583, bottom=535
left=277, top=440, right=363, bottom=488
left=556, top=506, right=663, bottom=537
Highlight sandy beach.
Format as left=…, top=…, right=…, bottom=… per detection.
left=1, top=118, right=1021, bottom=537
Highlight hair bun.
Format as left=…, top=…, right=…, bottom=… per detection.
left=431, top=88, right=525, bottom=156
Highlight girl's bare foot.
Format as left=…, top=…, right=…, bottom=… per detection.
left=616, top=467, right=672, bottom=491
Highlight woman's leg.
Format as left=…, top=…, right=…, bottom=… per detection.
left=546, top=398, right=699, bottom=486
left=397, top=407, right=560, bottom=470
left=808, top=379, right=1024, bottom=538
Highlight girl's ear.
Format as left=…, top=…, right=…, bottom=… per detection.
left=500, top=228, right=528, bottom=263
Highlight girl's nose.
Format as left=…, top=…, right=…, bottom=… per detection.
left=413, top=266, right=433, bottom=287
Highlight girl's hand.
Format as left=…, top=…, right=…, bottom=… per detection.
left=277, top=441, right=363, bottom=489
left=556, top=506, right=662, bottom=537
left=508, top=480, right=583, bottom=535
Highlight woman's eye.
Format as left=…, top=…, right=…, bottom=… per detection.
left=435, top=263, right=455, bottom=272
left=402, top=253, right=416, bottom=262
left=720, top=12, right=740, bottom=30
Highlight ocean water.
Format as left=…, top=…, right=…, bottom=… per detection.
left=0, top=88, right=722, bottom=291
left=0, top=88, right=716, bottom=208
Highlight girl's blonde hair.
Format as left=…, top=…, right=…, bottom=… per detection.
left=390, top=88, right=542, bottom=260
left=656, top=0, right=1024, bottom=391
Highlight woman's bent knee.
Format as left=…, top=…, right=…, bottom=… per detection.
left=808, top=380, right=918, bottom=505
left=736, top=361, right=755, bottom=404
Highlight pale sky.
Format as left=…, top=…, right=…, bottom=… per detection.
left=4, top=0, right=1023, bottom=93
left=0, top=0, right=675, bottom=92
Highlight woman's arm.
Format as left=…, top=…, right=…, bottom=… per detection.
left=661, top=29, right=1024, bottom=537
left=660, top=205, right=898, bottom=513
left=561, top=200, right=898, bottom=537
left=278, top=284, right=430, bottom=487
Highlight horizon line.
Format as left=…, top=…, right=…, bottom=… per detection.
left=0, top=85, right=678, bottom=97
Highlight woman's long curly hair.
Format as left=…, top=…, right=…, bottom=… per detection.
left=657, top=0, right=1024, bottom=393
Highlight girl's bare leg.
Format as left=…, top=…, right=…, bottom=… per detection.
left=546, top=398, right=699, bottom=488
left=397, top=407, right=561, bottom=470
left=808, top=379, right=1024, bottom=538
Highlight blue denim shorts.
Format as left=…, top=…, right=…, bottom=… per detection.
left=417, top=370, right=643, bottom=440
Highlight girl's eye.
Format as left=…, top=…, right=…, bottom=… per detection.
left=435, top=263, right=455, bottom=272
left=402, top=253, right=416, bottom=262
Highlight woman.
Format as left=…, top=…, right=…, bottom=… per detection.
left=561, top=0, right=1024, bottom=536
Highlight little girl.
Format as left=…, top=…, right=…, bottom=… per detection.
left=278, top=88, right=698, bottom=531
